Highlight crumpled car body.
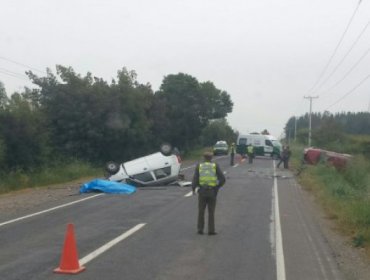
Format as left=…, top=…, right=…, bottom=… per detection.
left=105, top=145, right=182, bottom=186
left=304, top=147, right=352, bottom=170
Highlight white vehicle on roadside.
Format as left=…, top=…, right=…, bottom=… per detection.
left=105, top=144, right=182, bottom=187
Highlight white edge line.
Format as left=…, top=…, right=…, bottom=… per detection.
left=180, top=165, right=196, bottom=171
left=184, top=191, right=193, bottom=197
left=79, top=223, right=146, bottom=266
left=274, top=161, right=286, bottom=280
left=0, top=194, right=104, bottom=228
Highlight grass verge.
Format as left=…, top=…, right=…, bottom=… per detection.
left=0, top=161, right=102, bottom=194
left=291, top=144, right=370, bottom=253
left=182, top=146, right=213, bottom=160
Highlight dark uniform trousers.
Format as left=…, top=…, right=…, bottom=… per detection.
left=197, top=187, right=217, bottom=233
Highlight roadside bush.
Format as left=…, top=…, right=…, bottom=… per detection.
left=349, top=201, right=370, bottom=227
left=314, top=164, right=356, bottom=198
left=342, top=155, right=370, bottom=192
left=346, top=135, right=370, bottom=159
left=0, top=160, right=101, bottom=194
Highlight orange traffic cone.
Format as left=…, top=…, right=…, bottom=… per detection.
left=54, top=223, right=86, bottom=274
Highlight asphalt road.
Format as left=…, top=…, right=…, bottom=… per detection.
left=0, top=155, right=344, bottom=280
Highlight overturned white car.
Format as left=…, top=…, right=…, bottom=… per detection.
left=105, top=144, right=183, bottom=187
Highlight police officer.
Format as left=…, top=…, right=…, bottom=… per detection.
left=230, top=143, right=235, bottom=166
left=192, top=152, right=226, bottom=235
left=247, top=144, right=254, bottom=164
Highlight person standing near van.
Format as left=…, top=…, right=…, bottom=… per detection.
left=230, top=143, right=235, bottom=166
left=192, top=152, right=226, bottom=235
left=247, top=144, right=254, bottom=164
left=277, top=145, right=288, bottom=168
left=284, top=146, right=292, bottom=169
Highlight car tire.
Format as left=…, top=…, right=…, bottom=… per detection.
left=105, top=161, right=119, bottom=174
left=160, top=143, right=173, bottom=156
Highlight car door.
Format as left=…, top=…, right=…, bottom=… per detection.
left=264, top=139, right=274, bottom=154
left=145, top=153, right=173, bottom=181
left=123, top=156, right=155, bottom=184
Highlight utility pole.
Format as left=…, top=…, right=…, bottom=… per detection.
left=304, top=96, right=319, bottom=147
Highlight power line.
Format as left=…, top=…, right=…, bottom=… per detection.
left=320, top=45, right=370, bottom=97
left=314, top=18, right=370, bottom=94
left=0, top=69, right=29, bottom=81
left=0, top=56, right=46, bottom=74
left=306, top=0, right=362, bottom=95
left=0, top=67, right=28, bottom=79
left=324, top=73, right=370, bottom=110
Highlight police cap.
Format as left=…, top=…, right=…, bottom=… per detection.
left=203, top=151, right=213, bottom=160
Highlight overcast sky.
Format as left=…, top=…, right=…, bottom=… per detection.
left=1, top=0, right=369, bottom=138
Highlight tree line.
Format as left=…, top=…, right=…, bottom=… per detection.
left=284, top=111, right=370, bottom=157
left=0, top=66, right=235, bottom=172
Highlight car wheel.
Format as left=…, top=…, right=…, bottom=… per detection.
left=160, top=143, right=173, bottom=156
left=105, top=161, right=119, bottom=174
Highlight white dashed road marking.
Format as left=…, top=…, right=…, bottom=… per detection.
left=79, top=223, right=146, bottom=266
left=0, top=194, right=104, bottom=228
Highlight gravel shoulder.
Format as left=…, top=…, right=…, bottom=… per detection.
left=302, top=188, right=370, bottom=280
left=0, top=178, right=92, bottom=219
left=0, top=175, right=369, bottom=279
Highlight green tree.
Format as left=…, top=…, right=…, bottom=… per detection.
left=199, top=81, right=233, bottom=119
left=155, top=73, right=204, bottom=150
left=201, top=119, right=236, bottom=146
left=0, top=81, right=8, bottom=109
left=312, top=116, right=346, bottom=151
left=27, top=66, right=155, bottom=163
left=155, top=73, right=233, bottom=151
left=0, top=91, right=49, bottom=170
left=0, top=81, right=7, bottom=168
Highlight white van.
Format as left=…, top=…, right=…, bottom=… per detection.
left=236, top=133, right=282, bottom=158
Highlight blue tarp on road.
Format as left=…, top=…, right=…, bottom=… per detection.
left=80, top=179, right=136, bottom=194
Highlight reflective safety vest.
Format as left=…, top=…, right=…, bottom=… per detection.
left=230, top=145, right=235, bottom=154
left=247, top=145, right=254, bottom=154
left=199, top=162, right=217, bottom=187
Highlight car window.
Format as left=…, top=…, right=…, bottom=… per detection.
left=215, top=144, right=227, bottom=148
left=131, top=172, right=154, bottom=182
left=238, top=138, right=247, bottom=145
left=153, top=167, right=171, bottom=179
left=272, top=140, right=282, bottom=147
left=265, top=140, right=273, bottom=146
